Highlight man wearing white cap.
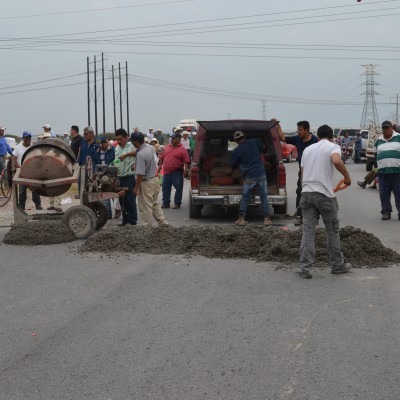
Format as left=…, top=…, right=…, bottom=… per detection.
left=0, top=125, right=13, bottom=173
left=43, top=123, right=56, bottom=138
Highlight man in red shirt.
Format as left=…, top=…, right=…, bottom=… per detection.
left=158, top=131, right=190, bottom=209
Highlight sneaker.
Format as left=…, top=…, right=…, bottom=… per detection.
left=294, top=216, right=303, bottom=226
left=369, top=185, right=377, bottom=189
left=54, top=208, right=62, bottom=213
left=297, top=270, right=312, bottom=279
left=161, top=204, right=170, bottom=209
left=264, top=217, right=272, bottom=226
left=331, top=262, right=352, bottom=275
left=47, top=206, right=56, bottom=211
left=235, top=216, right=247, bottom=226
left=357, top=181, right=366, bottom=189
left=172, top=204, right=181, bottom=209
left=382, top=213, right=391, bottom=220
left=114, top=210, right=121, bottom=219
left=36, top=206, right=43, bottom=210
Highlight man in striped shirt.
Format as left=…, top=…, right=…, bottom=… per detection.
left=373, top=120, right=400, bottom=220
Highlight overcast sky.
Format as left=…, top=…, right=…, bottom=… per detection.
left=1, top=0, right=400, bottom=136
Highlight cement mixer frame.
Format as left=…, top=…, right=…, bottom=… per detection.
left=11, top=138, right=126, bottom=239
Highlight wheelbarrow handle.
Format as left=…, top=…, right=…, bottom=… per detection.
left=334, top=179, right=348, bottom=193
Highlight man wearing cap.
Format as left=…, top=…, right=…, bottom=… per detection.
left=0, top=125, right=13, bottom=173
left=373, top=121, right=400, bottom=220
left=158, top=131, right=190, bottom=209
left=12, top=131, right=42, bottom=210
left=147, top=128, right=155, bottom=140
left=230, top=131, right=272, bottom=226
left=154, top=129, right=165, bottom=145
left=42, top=124, right=56, bottom=138
left=131, top=132, right=168, bottom=226
left=115, top=128, right=138, bottom=226
left=63, top=132, right=71, bottom=146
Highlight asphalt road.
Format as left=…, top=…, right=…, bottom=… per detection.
left=1, top=161, right=400, bottom=400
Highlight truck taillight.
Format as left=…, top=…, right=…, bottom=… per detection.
left=191, top=166, right=199, bottom=189
left=278, top=163, right=286, bottom=188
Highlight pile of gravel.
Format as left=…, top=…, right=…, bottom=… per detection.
left=4, top=221, right=75, bottom=245
left=80, top=225, right=400, bottom=268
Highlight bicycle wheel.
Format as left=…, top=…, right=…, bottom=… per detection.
left=0, top=162, right=13, bottom=207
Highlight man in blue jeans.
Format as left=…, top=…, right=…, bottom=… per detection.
left=230, top=131, right=271, bottom=226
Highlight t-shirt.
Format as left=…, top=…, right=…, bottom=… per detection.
left=373, top=132, right=400, bottom=174
left=159, top=143, right=190, bottom=175
left=181, top=138, right=190, bottom=150
left=71, top=135, right=83, bottom=159
left=301, top=139, right=341, bottom=198
left=286, top=134, right=318, bottom=165
left=13, top=142, right=30, bottom=166
left=135, top=143, right=157, bottom=179
left=230, top=138, right=265, bottom=179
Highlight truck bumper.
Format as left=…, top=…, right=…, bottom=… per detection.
left=191, top=194, right=286, bottom=206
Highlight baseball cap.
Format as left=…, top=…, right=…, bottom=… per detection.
left=43, top=124, right=51, bottom=129
left=22, top=131, right=32, bottom=138
left=233, top=131, right=245, bottom=140
left=97, top=136, right=107, bottom=143
left=171, top=132, right=182, bottom=139
left=0, top=126, right=6, bottom=130
left=381, top=120, right=392, bottom=128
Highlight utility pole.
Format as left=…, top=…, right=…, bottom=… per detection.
left=112, top=65, right=117, bottom=133
left=94, top=55, right=98, bottom=136
left=360, top=64, right=380, bottom=130
left=87, top=57, right=91, bottom=126
left=126, top=61, right=130, bottom=134
left=119, top=62, right=123, bottom=129
left=102, top=52, right=105, bottom=135
left=261, top=99, right=267, bottom=120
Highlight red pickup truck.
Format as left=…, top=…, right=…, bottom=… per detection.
left=189, top=120, right=287, bottom=218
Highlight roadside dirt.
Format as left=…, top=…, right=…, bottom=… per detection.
left=4, top=221, right=75, bottom=245
left=80, top=225, right=400, bottom=268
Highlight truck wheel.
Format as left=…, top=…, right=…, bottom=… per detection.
left=189, top=193, right=202, bottom=218
left=366, top=159, right=374, bottom=172
left=89, top=201, right=109, bottom=230
left=62, top=205, right=97, bottom=239
left=273, top=203, right=287, bottom=215
left=285, top=153, right=292, bottom=163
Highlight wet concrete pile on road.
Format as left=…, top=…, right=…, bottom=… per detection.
left=80, top=225, right=400, bottom=268
left=3, top=221, right=75, bottom=245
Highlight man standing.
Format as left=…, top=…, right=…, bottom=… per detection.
left=115, top=128, right=138, bottom=226
left=42, top=123, right=55, bottom=138
left=77, top=127, right=97, bottom=168
left=353, top=132, right=362, bottom=164
left=158, top=131, right=190, bottom=209
left=12, top=131, right=42, bottom=210
left=299, top=124, right=352, bottom=279
left=276, top=120, right=318, bottom=225
left=70, top=125, right=82, bottom=160
left=373, top=121, right=400, bottom=220
left=154, top=129, right=165, bottom=145
left=63, top=132, right=71, bottom=146
left=0, top=125, right=13, bottom=173
left=131, top=132, right=167, bottom=226
left=147, top=128, right=155, bottom=140
left=230, top=131, right=271, bottom=226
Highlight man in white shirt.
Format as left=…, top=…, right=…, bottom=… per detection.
left=12, top=131, right=42, bottom=210
left=299, top=124, right=352, bottom=279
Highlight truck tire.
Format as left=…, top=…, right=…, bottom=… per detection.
left=273, top=203, right=287, bottom=215
left=189, top=193, right=202, bottom=218
left=366, top=159, right=374, bottom=172
left=62, top=205, right=97, bottom=239
left=89, top=201, right=109, bottom=230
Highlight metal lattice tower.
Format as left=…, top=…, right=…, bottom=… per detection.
left=360, top=64, right=380, bottom=130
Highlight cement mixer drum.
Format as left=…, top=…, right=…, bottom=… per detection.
left=20, top=138, right=76, bottom=197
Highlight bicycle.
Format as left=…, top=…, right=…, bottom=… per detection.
left=0, top=158, right=13, bottom=207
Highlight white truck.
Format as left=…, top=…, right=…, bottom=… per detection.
left=176, top=119, right=198, bottom=134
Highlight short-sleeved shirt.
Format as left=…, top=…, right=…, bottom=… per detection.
left=0, top=136, right=13, bottom=157
left=373, top=132, right=400, bottom=174
left=286, top=134, right=318, bottom=165
left=159, top=143, right=190, bottom=175
left=115, top=142, right=136, bottom=177
left=301, top=139, right=341, bottom=198
left=71, top=134, right=82, bottom=159
left=135, top=143, right=157, bottom=179
left=13, top=142, right=30, bottom=166
left=230, top=138, right=265, bottom=179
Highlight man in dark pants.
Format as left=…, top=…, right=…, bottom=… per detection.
left=373, top=121, right=400, bottom=220
left=354, top=132, right=362, bottom=164
left=275, top=119, right=318, bottom=225
left=115, top=128, right=137, bottom=226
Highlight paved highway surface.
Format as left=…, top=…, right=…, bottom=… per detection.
left=0, top=161, right=399, bottom=400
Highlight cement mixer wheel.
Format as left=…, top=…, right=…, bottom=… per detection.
left=89, top=201, right=109, bottom=230
left=62, top=205, right=97, bottom=239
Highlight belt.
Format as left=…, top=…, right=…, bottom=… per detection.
left=143, top=176, right=156, bottom=181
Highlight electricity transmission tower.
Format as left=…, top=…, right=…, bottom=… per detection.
left=360, top=64, right=380, bottom=130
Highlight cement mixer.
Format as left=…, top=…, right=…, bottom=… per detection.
left=12, top=138, right=125, bottom=239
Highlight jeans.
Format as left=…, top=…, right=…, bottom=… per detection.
left=118, top=175, right=137, bottom=225
left=102, top=199, right=112, bottom=218
left=18, top=185, right=41, bottom=209
left=162, top=170, right=184, bottom=206
left=354, top=148, right=362, bottom=164
left=239, top=175, right=270, bottom=217
left=378, top=173, right=400, bottom=215
left=300, top=192, right=344, bottom=272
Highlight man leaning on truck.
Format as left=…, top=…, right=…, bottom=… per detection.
left=229, top=130, right=272, bottom=226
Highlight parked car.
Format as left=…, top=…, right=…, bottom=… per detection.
left=189, top=120, right=287, bottom=218
left=281, top=142, right=298, bottom=163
